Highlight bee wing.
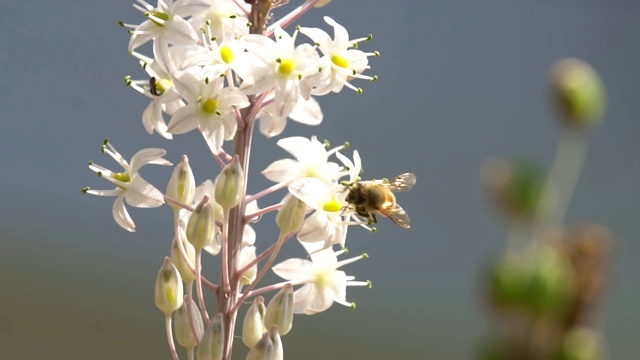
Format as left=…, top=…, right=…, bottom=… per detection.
left=381, top=204, right=411, bottom=229
left=388, top=173, right=416, bottom=192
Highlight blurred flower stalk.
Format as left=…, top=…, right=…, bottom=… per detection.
left=82, top=1, right=414, bottom=359
left=479, top=59, right=612, bottom=360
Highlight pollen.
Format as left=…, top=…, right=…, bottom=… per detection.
left=113, top=172, right=131, bottom=183
left=278, top=59, right=295, bottom=75
left=220, top=45, right=234, bottom=64
left=150, top=11, right=169, bottom=27
left=201, top=97, right=219, bottom=114
left=331, top=54, right=349, bottom=68
left=322, top=198, right=343, bottom=212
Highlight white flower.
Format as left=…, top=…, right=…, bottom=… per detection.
left=300, top=16, right=376, bottom=95
left=85, top=141, right=172, bottom=232
left=188, top=0, right=249, bottom=40
left=167, top=69, right=250, bottom=153
left=257, top=96, right=323, bottom=138
left=240, top=27, right=321, bottom=119
left=262, top=136, right=342, bottom=205
left=297, top=185, right=348, bottom=248
left=272, top=245, right=368, bottom=314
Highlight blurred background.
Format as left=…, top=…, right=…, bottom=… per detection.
left=1, top=1, right=639, bottom=359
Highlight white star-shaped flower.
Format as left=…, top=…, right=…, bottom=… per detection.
left=300, top=16, right=376, bottom=95
left=257, top=96, right=323, bottom=138
left=85, top=141, right=172, bottom=232
left=272, top=244, right=368, bottom=315
left=167, top=69, right=250, bottom=153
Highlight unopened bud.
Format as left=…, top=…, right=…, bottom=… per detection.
left=215, top=155, right=245, bottom=210
left=170, top=236, right=196, bottom=283
left=551, top=58, right=605, bottom=130
left=242, top=297, right=266, bottom=348
left=239, top=244, right=257, bottom=286
left=174, top=298, right=204, bottom=349
left=264, top=284, right=294, bottom=336
left=270, top=326, right=283, bottom=360
left=166, top=155, right=196, bottom=208
left=196, top=312, right=225, bottom=360
left=186, top=196, right=216, bottom=251
left=245, top=329, right=275, bottom=360
left=276, top=195, right=307, bottom=234
left=558, top=327, right=602, bottom=360
left=527, top=247, right=574, bottom=317
left=154, top=257, right=184, bottom=315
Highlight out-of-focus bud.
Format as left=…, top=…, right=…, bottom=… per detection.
left=276, top=195, right=307, bottom=234
left=166, top=155, right=196, bottom=209
left=245, top=329, right=275, bottom=360
left=527, top=246, right=574, bottom=318
left=488, top=252, right=533, bottom=310
left=264, top=284, right=294, bottom=336
left=476, top=336, right=506, bottom=360
left=242, top=297, right=266, bottom=348
left=155, top=257, right=184, bottom=315
left=239, top=244, right=257, bottom=286
left=170, top=236, right=196, bottom=283
left=481, top=157, right=550, bottom=221
left=197, top=312, right=225, bottom=360
left=174, top=298, right=204, bottom=349
left=551, top=58, right=605, bottom=130
left=558, top=327, right=603, bottom=360
left=186, top=196, right=216, bottom=251
left=215, top=155, right=245, bottom=210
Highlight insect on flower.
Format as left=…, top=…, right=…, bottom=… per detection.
left=344, top=173, right=416, bottom=229
left=149, top=77, right=160, bottom=96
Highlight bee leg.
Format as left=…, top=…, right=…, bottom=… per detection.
left=370, top=213, right=377, bottom=224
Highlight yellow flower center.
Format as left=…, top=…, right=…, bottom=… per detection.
left=220, top=45, right=233, bottom=64
left=113, top=172, right=131, bottom=183
left=322, top=198, right=343, bottom=212
left=150, top=11, right=169, bottom=27
left=331, top=54, right=349, bottom=68
left=201, top=97, right=219, bottom=114
left=278, top=59, right=295, bottom=75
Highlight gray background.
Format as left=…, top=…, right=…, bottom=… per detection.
left=1, top=1, right=639, bottom=359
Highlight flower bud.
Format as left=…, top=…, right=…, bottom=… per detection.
left=276, top=195, right=307, bottom=234
left=166, top=155, right=196, bottom=209
left=170, top=236, right=196, bottom=283
left=196, top=312, right=225, bottom=360
left=270, top=326, right=283, bottom=360
left=558, top=327, right=602, bottom=360
left=481, top=157, right=550, bottom=221
left=488, top=252, right=533, bottom=310
left=264, top=284, right=294, bottom=336
left=186, top=196, right=216, bottom=251
left=526, top=247, right=574, bottom=317
left=551, top=58, right=605, bottom=130
left=154, top=257, right=184, bottom=315
left=174, top=298, right=204, bottom=349
left=245, top=330, right=275, bottom=360
left=215, top=155, right=245, bottom=210
left=242, top=297, right=266, bottom=348
left=239, top=244, right=257, bottom=286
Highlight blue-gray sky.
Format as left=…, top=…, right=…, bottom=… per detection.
left=1, top=1, right=639, bottom=359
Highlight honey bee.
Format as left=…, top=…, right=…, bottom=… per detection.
left=149, top=77, right=161, bottom=96
left=345, top=173, right=416, bottom=229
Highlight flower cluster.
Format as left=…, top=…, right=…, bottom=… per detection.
left=84, top=1, right=403, bottom=360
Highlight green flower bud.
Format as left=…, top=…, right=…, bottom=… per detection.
left=481, top=157, right=550, bottom=221
left=196, top=312, right=225, bottom=360
left=166, top=155, right=196, bottom=209
left=170, top=237, right=196, bottom=283
left=245, top=328, right=275, bottom=360
left=215, top=155, right=245, bottom=210
left=526, top=247, right=574, bottom=318
left=488, top=252, right=533, bottom=310
left=242, top=297, right=266, bottom=348
left=174, top=298, right=204, bottom=349
left=558, top=327, right=602, bottom=360
left=154, top=257, right=184, bottom=315
left=264, top=284, right=294, bottom=336
left=186, top=196, right=216, bottom=251
left=276, top=195, right=307, bottom=234
left=551, top=58, right=606, bottom=130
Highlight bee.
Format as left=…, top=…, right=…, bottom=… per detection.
left=149, top=77, right=161, bottom=96
left=344, top=173, right=416, bottom=229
